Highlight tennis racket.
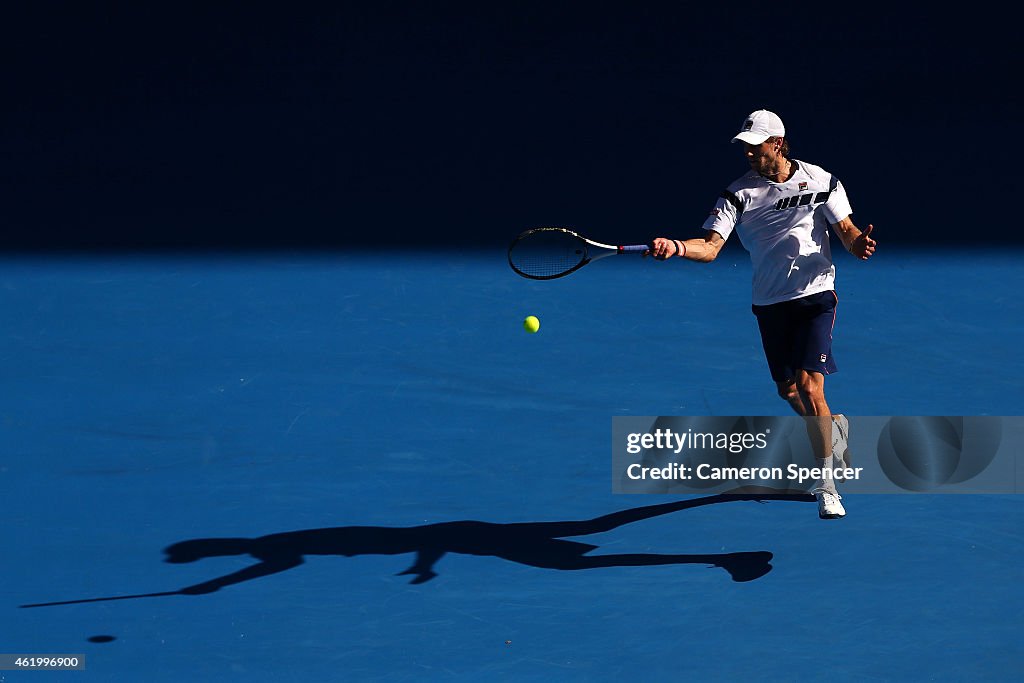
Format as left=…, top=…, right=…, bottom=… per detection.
left=507, top=227, right=649, bottom=280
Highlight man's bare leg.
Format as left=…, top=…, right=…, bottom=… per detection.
left=776, top=371, right=845, bottom=518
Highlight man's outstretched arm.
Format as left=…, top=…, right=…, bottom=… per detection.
left=647, top=230, right=726, bottom=262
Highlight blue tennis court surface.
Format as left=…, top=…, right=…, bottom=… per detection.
left=2, top=248, right=1022, bottom=681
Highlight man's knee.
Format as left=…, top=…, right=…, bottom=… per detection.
left=795, top=371, right=825, bottom=401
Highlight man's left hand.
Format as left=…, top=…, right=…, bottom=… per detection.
left=850, top=224, right=876, bottom=260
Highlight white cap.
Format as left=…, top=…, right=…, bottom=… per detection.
left=731, top=109, right=785, bottom=144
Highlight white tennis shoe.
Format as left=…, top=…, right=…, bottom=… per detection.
left=815, top=488, right=846, bottom=519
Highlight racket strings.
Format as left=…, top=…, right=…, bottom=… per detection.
left=508, top=230, right=588, bottom=279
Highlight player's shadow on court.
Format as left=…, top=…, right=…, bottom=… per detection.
left=20, top=493, right=811, bottom=608
left=170, top=493, right=805, bottom=589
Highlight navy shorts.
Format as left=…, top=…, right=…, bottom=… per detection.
left=752, top=290, right=838, bottom=383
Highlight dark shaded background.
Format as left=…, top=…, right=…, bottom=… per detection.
left=3, top=2, right=1017, bottom=250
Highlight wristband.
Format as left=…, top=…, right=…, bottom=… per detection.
left=674, top=240, right=687, bottom=258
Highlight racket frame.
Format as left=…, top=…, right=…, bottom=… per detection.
left=507, top=227, right=648, bottom=280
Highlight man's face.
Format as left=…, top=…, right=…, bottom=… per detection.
left=743, top=139, right=780, bottom=175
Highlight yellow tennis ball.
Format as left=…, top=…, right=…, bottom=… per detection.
left=523, top=315, right=540, bottom=333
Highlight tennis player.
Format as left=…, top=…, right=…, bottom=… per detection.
left=648, top=109, right=876, bottom=519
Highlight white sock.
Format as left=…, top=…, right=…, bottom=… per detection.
left=832, top=415, right=848, bottom=466
left=815, top=455, right=836, bottom=493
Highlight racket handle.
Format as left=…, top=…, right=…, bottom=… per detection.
left=618, top=244, right=649, bottom=253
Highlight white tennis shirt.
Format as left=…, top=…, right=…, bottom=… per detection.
left=701, top=159, right=852, bottom=306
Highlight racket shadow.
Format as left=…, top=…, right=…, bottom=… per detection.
left=20, top=493, right=813, bottom=608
